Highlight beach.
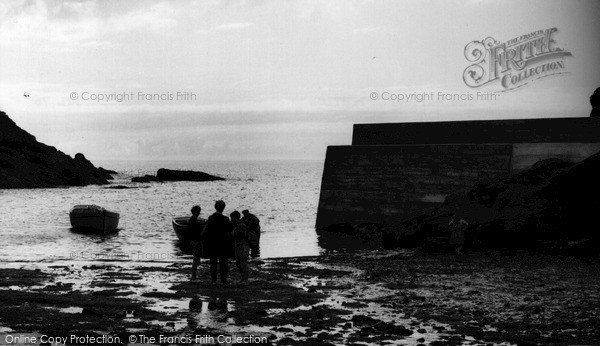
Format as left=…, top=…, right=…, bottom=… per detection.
left=2, top=249, right=599, bottom=345
left=2, top=1, right=600, bottom=345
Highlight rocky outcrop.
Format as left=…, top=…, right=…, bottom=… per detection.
left=98, top=167, right=118, bottom=176
left=156, top=168, right=224, bottom=181
left=591, top=87, right=600, bottom=117
left=384, top=151, right=600, bottom=249
left=0, top=111, right=113, bottom=189
left=131, top=168, right=224, bottom=183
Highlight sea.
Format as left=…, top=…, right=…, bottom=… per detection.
left=0, top=160, right=325, bottom=263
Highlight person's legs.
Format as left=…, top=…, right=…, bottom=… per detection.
left=209, top=258, right=218, bottom=283
left=250, top=244, right=259, bottom=258
left=219, top=257, right=228, bottom=283
left=240, top=258, right=249, bottom=281
left=235, top=258, right=243, bottom=276
left=191, top=253, right=200, bottom=280
left=256, top=233, right=260, bottom=257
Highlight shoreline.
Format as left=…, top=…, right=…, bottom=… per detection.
left=1, top=249, right=599, bottom=345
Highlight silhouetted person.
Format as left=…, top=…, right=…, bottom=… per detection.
left=241, top=209, right=261, bottom=258
left=202, top=200, right=232, bottom=284
left=189, top=205, right=204, bottom=281
left=230, top=211, right=250, bottom=283
left=449, top=214, right=468, bottom=255
left=591, top=87, right=600, bottom=117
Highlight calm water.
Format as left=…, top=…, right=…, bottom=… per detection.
left=0, top=160, right=324, bottom=262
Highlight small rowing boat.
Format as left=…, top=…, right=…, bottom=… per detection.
left=172, top=216, right=205, bottom=243
left=69, top=205, right=120, bottom=233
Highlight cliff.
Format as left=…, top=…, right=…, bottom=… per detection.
left=0, top=111, right=113, bottom=189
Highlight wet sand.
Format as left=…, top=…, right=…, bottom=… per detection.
left=1, top=250, right=599, bottom=345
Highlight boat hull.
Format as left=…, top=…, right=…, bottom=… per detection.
left=172, top=216, right=205, bottom=243
left=70, top=205, right=120, bottom=233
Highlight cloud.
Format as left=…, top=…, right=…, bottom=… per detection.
left=79, top=40, right=115, bottom=48
left=353, top=26, right=396, bottom=34
left=108, top=2, right=177, bottom=32
left=212, top=22, right=254, bottom=32
left=0, top=1, right=177, bottom=49
left=297, top=0, right=363, bottom=22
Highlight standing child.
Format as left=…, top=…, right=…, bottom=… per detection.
left=230, top=211, right=249, bottom=283
left=189, top=205, right=203, bottom=281
left=241, top=209, right=261, bottom=258
left=449, top=214, right=468, bottom=255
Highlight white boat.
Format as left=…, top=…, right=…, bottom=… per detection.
left=172, top=216, right=205, bottom=243
left=69, top=205, right=120, bottom=233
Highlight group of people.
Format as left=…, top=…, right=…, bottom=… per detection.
left=188, top=200, right=261, bottom=284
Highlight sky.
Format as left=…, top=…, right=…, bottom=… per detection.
left=1, top=0, right=599, bottom=161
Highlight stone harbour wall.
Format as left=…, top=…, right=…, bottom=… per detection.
left=316, top=118, right=600, bottom=229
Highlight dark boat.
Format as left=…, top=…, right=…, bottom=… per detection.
left=69, top=205, right=120, bottom=233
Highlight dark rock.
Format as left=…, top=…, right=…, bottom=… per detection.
left=342, top=301, right=368, bottom=308
left=352, top=314, right=380, bottom=325
left=374, top=322, right=413, bottom=336
left=0, top=111, right=113, bottom=188
left=207, top=299, right=227, bottom=310
left=359, top=326, right=375, bottom=335
left=316, top=222, right=385, bottom=250
left=316, top=332, right=330, bottom=339
left=130, top=169, right=224, bottom=183
left=278, top=337, right=297, bottom=345
left=73, top=153, right=113, bottom=180
left=131, top=175, right=163, bottom=183
left=385, top=151, right=600, bottom=250
left=98, top=167, right=118, bottom=175
left=105, top=185, right=133, bottom=189
left=156, top=168, right=224, bottom=182
left=591, top=87, right=600, bottom=117
left=81, top=307, right=126, bottom=318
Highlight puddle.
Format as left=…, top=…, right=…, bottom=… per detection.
left=59, top=306, right=84, bottom=314
left=147, top=298, right=190, bottom=313
left=147, top=319, right=188, bottom=331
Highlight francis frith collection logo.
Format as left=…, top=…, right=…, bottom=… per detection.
left=463, top=28, right=572, bottom=91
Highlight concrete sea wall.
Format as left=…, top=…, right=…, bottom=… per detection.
left=316, top=118, right=600, bottom=229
